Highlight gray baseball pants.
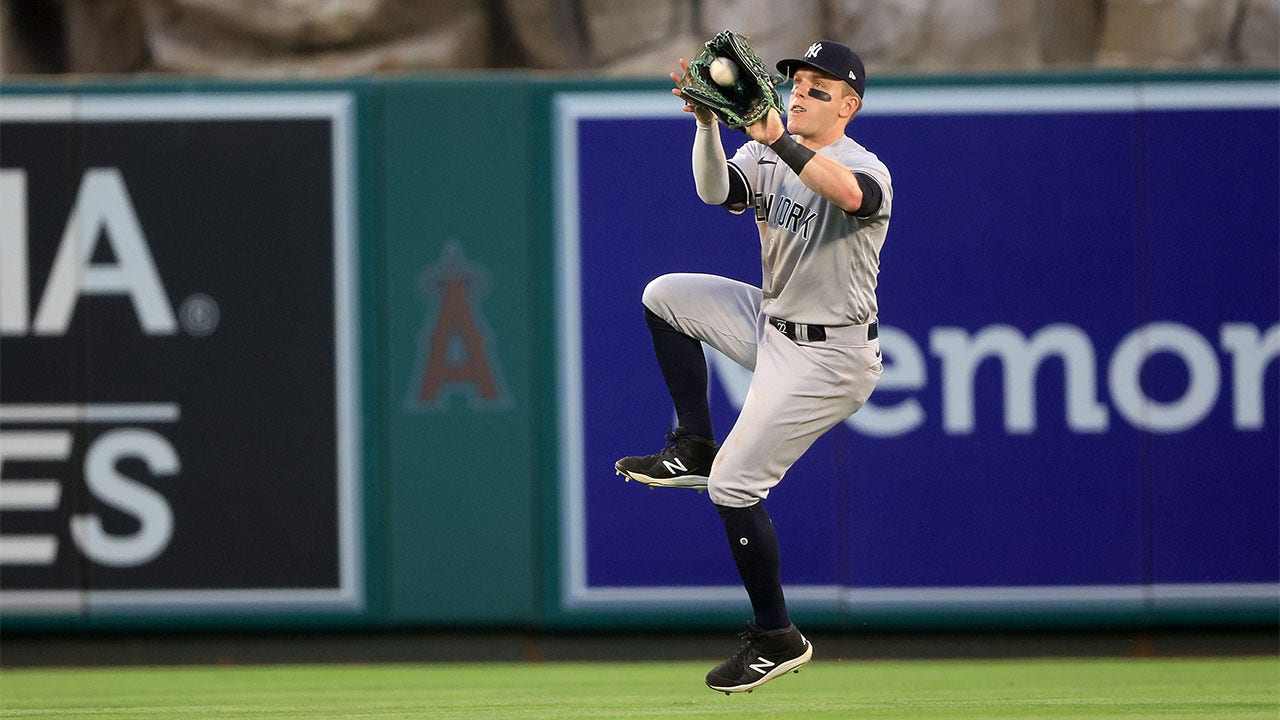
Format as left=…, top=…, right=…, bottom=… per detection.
left=642, top=272, right=882, bottom=507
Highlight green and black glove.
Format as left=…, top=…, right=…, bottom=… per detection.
left=680, top=30, right=783, bottom=129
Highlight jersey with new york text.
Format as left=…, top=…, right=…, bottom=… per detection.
left=725, top=134, right=892, bottom=327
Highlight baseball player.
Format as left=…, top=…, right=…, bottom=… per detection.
left=614, top=40, right=891, bottom=693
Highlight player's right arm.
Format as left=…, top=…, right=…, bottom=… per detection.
left=672, top=58, right=730, bottom=205
left=692, top=121, right=754, bottom=212
left=691, top=118, right=730, bottom=204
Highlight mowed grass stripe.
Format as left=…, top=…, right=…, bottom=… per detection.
left=1, top=656, right=1276, bottom=720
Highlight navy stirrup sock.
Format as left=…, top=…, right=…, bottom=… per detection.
left=717, top=502, right=791, bottom=631
left=644, top=307, right=714, bottom=440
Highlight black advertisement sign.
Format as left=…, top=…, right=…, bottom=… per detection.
left=0, top=94, right=361, bottom=613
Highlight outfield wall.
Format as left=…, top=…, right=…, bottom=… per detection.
left=0, top=72, right=1276, bottom=632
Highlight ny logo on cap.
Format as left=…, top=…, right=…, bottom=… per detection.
left=804, top=43, right=822, bottom=58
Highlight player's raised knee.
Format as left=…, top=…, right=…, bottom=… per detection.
left=641, top=273, right=687, bottom=317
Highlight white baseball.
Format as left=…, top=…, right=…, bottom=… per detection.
left=709, top=56, right=738, bottom=86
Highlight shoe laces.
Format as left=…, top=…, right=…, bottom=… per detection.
left=728, top=628, right=762, bottom=667
left=658, top=427, right=692, bottom=456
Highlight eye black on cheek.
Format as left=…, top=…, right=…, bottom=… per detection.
left=807, top=88, right=833, bottom=102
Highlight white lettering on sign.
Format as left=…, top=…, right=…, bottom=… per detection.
left=0, top=404, right=180, bottom=568
left=0, top=168, right=176, bottom=337
left=708, top=322, right=1279, bottom=436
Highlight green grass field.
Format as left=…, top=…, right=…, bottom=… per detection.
left=1, top=657, right=1276, bottom=719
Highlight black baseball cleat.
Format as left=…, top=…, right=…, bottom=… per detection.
left=614, top=427, right=718, bottom=490
left=705, top=623, right=812, bottom=695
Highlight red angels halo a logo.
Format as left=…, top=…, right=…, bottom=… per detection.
left=410, top=241, right=508, bottom=410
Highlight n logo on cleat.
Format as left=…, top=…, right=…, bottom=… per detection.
left=748, top=657, right=776, bottom=675
left=661, top=457, right=688, bottom=475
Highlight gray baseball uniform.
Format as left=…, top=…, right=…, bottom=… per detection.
left=641, top=133, right=892, bottom=506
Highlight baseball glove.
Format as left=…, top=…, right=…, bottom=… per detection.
left=680, top=30, right=782, bottom=129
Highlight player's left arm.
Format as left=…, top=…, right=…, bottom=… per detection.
left=745, top=110, right=877, bottom=215
left=798, top=157, right=879, bottom=216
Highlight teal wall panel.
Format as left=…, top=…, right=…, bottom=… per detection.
left=374, top=78, right=540, bottom=624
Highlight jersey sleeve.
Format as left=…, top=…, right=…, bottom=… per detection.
left=724, top=141, right=766, bottom=215
left=843, top=152, right=892, bottom=221
left=851, top=172, right=883, bottom=219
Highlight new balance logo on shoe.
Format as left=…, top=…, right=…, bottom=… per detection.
left=661, top=457, right=688, bottom=474
left=614, top=427, right=718, bottom=490
left=705, top=624, right=812, bottom=694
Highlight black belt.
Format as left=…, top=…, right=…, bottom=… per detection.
left=768, top=317, right=878, bottom=343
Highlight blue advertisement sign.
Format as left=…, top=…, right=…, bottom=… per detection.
left=554, top=81, right=1278, bottom=620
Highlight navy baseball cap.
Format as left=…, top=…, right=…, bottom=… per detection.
left=776, top=41, right=866, bottom=98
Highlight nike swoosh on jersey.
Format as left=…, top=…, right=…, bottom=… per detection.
left=758, top=158, right=777, bottom=165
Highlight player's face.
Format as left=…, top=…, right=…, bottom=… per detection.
left=785, top=69, right=857, bottom=136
